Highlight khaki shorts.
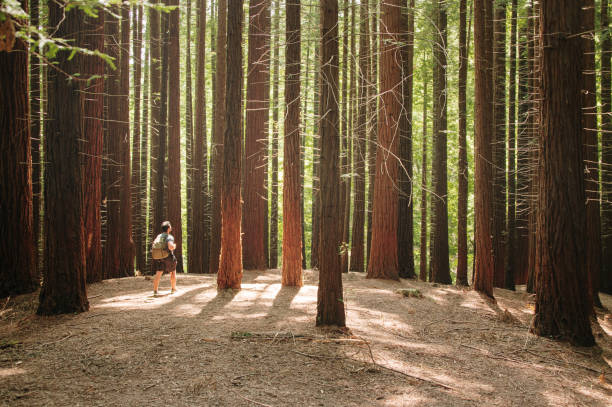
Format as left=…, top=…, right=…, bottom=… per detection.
left=153, top=254, right=177, bottom=274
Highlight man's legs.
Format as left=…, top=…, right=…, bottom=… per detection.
left=170, top=271, right=177, bottom=292
left=153, top=271, right=164, bottom=294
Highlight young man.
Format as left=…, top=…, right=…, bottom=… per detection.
left=152, top=221, right=177, bottom=296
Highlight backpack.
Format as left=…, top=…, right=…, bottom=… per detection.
left=151, top=233, right=170, bottom=260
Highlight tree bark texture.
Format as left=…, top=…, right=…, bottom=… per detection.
left=349, top=0, right=369, bottom=273
left=367, top=0, right=402, bottom=281
left=210, top=0, right=227, bottom=274
left=456, top=0, right=469, bottom=286
left=398, top=0, right=416, bottom=279
left=419, top=82, right=428, bottom=282
left=29, top=0, right=41, bottom=274
left=473, top=0, right=495, bottom=297
left=132, top=5, right=144, bottom=274
left=0, top=0, right=38, bottom=297
left=244, top=0, right=271, bottom=270
left=282, top=0, right=303, bottom=286
left=217, top=0, right=244, bottom=289
left=431, top=0, right=451, bottom=284
left=190, top=0, right=210, bottom=274
left=317, top=0, right=345, bottom=327
left=38, top=1, right=88, bottom=314
left=270, top=0, right=281, bottom=269
left=531, top=0, right=595, bottom=346
left=81, top=11, right=105, bottom=284
left=366, top=1, right=377, bottom=265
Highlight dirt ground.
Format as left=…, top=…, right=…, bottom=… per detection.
left=0, top=269, right=610, bottom=406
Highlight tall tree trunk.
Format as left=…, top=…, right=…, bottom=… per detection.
left=349, top=0, right=369, bottom=273
left=601, top=0, right=612, bottom=294
left=270, top=0, right=280, bottom=269
left=282, top=0, right=303, bottom=286
left=581, top=0, right=602, bottom=307
left=118, top=4, right=135, bottom=277
left=473, top=0, right=495, bottom=297
left=217, top=0, right=244, bottom=289
left=366, top=0, right=377, bottom=265
left=431, top=0, right=451, bottom=284
left=456, top=0, right=469, bottom=286
left=185, top=0, right=194, bottom=266
left=0, top=1, right=38, bottom=297
left=29, top=0, right=41, bottom=275
left=398, top=0, right=416, bottom=279
left=190, top=0, right=210, bottom=274
left=243, top=0, right=271, bottom=270
left=132, top=5, right=144, bottom=274
left=148, top=0, right=162, bottom=274
left=531, top=0, right=594, bottom=346
left=167, top=0, right=183, bottom=273
left=419, top=82, right=429, bottom=282
left=505, top=0, right=517, bottom=291
left=366, top=0, right=402, bottom=281
left=339, top=0, right=349, bottom=274
left=317, top=0, right=345, bottom=327
left=82, top=11, right=105, bottom=284
left=492, top=0, right=507, bottom=288
left=515, top=22, right=530, bottom=285
left=38, top=2, right=88, bottom=314
left=210, top=0, right=227, bottom=274
left=141, top=9, right=150, bottom=271
left=310, top=43, right=321, bottom=270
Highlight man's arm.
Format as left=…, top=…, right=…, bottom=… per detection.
left=167, top=236, right=176, bottom=251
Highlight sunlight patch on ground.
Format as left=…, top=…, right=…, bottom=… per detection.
left=0, top=367, right=26, bottom=378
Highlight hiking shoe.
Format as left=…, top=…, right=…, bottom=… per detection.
left=170, top=289, right=177, bottom=295
left=153, top=291, right=159, bottom=297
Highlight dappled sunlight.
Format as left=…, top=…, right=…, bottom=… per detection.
left=0, top=367, right=26, bottom=378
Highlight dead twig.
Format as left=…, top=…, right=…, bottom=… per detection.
left=41, top=333, right=74, bottom=346
left=237, top=393, right=272, bottom=407
left=291, top=350, right=342, bottom=360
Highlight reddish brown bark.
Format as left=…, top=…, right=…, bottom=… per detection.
left=118, top=4, right=135, bottom=277
left=310, top=44, right=320, bottom=270
left=243, top=0, right=271, bottom=270
left=185, top=0, right=194, bottom=252
left=419, top=83, right=428, bottom=282
left=270, top=0, right=280, bottom=270
left=81, top=12, right=105, bottom=284
left=366, top=0, right=402, bottom=281
left=456, top=0, right=469, bottom=286
left=398, top=0, right=416, bottom=279
left=167, top=0, right=183, bottom=273
left=217, top=0, right=244, bottom=290
left=601, top=0, right=612, bottom=294
left=366, top=1, right=377, bottom=265
left=505, top=0, right=517, bottom=291
left=431, top=0, right=451, bottom=284
left=132, top=5, right=144, bottom=274
left=349, top=0, right=369, bottom=273
left=30, top=0, right=41, bottom=273
left=339, top=0, right=349, bottom=274
left=210, top=0, right=227, bottom=274
left=473, top=0, right=495, bottom=297
left=0, top=1, right=38, bottom=297
left=38, top=2, right=88, bottom=314
left=282, top=0, right=303, bottom=286
left=531, top=0, right=594, bottom=346
left=492, top=1, right=507, bottom=288
left=189, top=0, right=210, bottom=274
left=317, top=0, right=345, bottom=327
left=581, top=0, right=602, bottom=307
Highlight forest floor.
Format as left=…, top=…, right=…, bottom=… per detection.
left=0, top=269, right=611, bottom=407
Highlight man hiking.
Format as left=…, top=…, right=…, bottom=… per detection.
left=151, top=221, right=177, bottom=296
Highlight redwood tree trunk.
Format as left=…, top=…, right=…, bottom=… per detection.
left=397, top=0, right=416, bottom=279
left=317, top=0, right=345, bottom=327
left=473, top=0, right=495, bottom=297
left=419, top=82, right=429, bottom=282
left=38, top=2, right=88, bottom=314
left=270, top=0, right=280, bottom=270
left=456, top=0, right=469, bottom=286
left=210, top=0, right=227, bottom=274
left=310, top=45, right=320, bottom=270
left=349, top=0, right=369, bottom=273
left=217, top=0, right=244, bottom=289
left=30, top=0, right=41, bottom=274
left=82, top=12, right=105, bottom=284
left=282, top=0, right=303, bottom=286
left=492, top=0, right=507, bottom=288
left=132, top=5, right=144, bottom=274
left=582, top=0, right=602, bottom=307
left=243, top=0, right=271, bottom=270
left=190, top=0, right=210, bottom=274
left=366, top=0, right=402, bottom=281
left=601, top=0, right=612, bottom=294
left=531, top=0, right=594, bottom=346
left=0, top=1, right=38, bottom=297
left=366, top=2, right=377, bottom=265
left=431, top=0, right=451, bottom=284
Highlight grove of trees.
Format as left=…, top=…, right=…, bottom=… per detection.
left=1, top=0, right=610, bottom=345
